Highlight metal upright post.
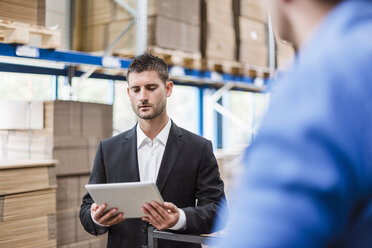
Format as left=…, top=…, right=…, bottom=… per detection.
left=66, top=0, right=74, bottom=50
left=147, top=227, right=158, bottom=248
left=198, top=87, right=204, bottom=137
left=267, top=15, right=277, bottom=70
left=136, top=0, right=148, bottom=55
left=51, top=75, right=58, bottom=100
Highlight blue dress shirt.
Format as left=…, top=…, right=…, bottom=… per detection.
left=215, top=0, right=372, bottom=247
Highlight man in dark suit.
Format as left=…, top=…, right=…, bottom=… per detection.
left=80, top=53, right=227, bottom=248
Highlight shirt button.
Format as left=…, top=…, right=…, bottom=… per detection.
left=141, top=228, right=145, bottom=233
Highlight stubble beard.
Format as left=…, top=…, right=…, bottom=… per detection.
left=132, top=101, right=166, bottom=120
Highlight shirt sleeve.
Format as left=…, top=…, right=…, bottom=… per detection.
left=168, top=208, right=186, bottom=231
left=90, top=211, right=109, bottom=227
left=214, top=52, right=369, bottom=247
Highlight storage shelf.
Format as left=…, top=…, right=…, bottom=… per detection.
left=0, top=43, right=268, bottom=92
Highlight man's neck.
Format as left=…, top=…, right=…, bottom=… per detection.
left=138, top=113, right=169, bottom=140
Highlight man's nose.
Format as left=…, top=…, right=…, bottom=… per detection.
left=138, top=89, right=148, bottom=101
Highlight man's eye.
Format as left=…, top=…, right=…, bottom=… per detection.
left=132, top=88, right=139, bottom=92
left=148, top=87, right=157, bottom=91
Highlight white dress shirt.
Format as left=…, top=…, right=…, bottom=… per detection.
left=136, top=119, right=186, bottom=230
left=92, top=119, right=186, bottom=230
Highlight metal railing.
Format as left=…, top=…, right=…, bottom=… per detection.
left=146, top=226, right=221, bottom=248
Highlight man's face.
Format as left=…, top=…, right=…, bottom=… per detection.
left=127, top=70, right=173, bottom=120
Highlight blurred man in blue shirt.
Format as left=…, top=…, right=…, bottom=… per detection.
left=215, top=0, right=372, bottom=247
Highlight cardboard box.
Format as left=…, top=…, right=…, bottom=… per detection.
left=78, top=174, right=90, bottom=200
left=0, top=214, right=56, bottom=248
left=238, top=17, right=268, bottom=67
left=81, top=102, right=113, bottom=138
left=53, top=148, right=90, bottom=176
left=0, top=0, right=45, bottom=26
left=239, top=17, right=267, bottom=43
left=74, top=0, right=200, bottom=54
left=240, top=40, right=269, bottom=67
left=0, top=159, right=56, bottom=195
left=201, top=0, right=236, bottom=61
left=57, top=208, right=76, bottom=246
left=76, top=207, right=93, bottom=242
left=156, top=0, right=180, bottom=21
left=0, top=188, right=56, bottom=222
left=240, top=0, right=266, bottom=23
left=179, top=0, right=200, bottom=25
left=57, top=207, right=97, bottom=246
left=56, top=174, right=90, bottom=210
left=204, top=23, right=235, bottom=61
left=57, top=235, right=108, bottom=248
left=57, top=176, right=79, bottom=210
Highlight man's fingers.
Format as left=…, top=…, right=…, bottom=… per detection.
left=91, top=203, right=107, bottom=221
left=141, top=206, right=162, bottom=227
left=150, top=202, right=172, bottom=221
left=163, top=202, right=178, bottom=213
left=91, top=203, right=99, bottom=211
left=143, top=203, right=167, bottom=222
left=105, top=213, right=124, bottom=226
left=95, top=203, right=107, bottom=216
left=100, top=208, right=118, bottom=223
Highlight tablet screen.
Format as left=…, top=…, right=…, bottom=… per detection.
left=85, top=182, right=164, bottom=218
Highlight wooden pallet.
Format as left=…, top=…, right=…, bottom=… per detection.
left=201, top=59, right=244, bottom=75
left=0, top=19, right=61, bottom=49
left=112, top=46, right=202, bottom=70
left=242, top=64, right=272, bottom=79
left=75, top=65, right=125, bottom=77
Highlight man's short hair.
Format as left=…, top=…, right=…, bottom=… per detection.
left=127, top=53, right=169, bottom=84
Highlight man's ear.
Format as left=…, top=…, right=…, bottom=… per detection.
left=165, top=81, right=174, bottom=97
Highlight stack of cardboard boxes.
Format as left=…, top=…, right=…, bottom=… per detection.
left=0, top=0, right=45, bottom=26
left=0, top=100, right=112, bottom=247
left=234, top=0, right=268, bottom=68
left=201, top=0, right=235, bottom=61
left=74, top=0, right=200, bottom=55
left=0, top=160, right=57, bottom=248
left=73, top=0, right=295, bottom=72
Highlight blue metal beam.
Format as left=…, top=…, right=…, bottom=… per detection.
left=0, top=43, right=132, bottom=68
left=0, top=62, right=126, bottom=81
left=0, top=43, right=269, bottom=93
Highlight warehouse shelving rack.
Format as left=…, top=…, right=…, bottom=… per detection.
left=0, top=42, right=271, bottom=142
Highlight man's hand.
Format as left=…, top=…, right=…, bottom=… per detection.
left=141, top=201, right=180, bottom=230
left=91, top=203, right=125, bottom=226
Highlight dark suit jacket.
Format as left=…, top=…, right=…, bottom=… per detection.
left=80, top=121, right=227, bottom=248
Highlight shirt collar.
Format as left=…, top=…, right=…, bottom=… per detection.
left=137, top=118, right=172, bottom=148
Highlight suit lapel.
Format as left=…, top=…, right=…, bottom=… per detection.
left=120, top=125, right=140, bottom=182
left=156, top=122, right=185, bottom=193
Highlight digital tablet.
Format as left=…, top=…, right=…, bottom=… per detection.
left=85, top=182, right=164, bottom=218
